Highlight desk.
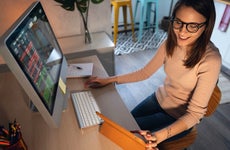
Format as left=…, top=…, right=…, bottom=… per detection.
left=0, top=55, right=140, bottom=150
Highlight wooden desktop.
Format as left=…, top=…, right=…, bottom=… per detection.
left=0, top=55, right=140, bottom=150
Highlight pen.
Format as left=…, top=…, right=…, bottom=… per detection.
left=0, top=141, right=10, bottom=146
left=76, top=66, right=82, bottom=70
left=69, top=64, right=82, bottom=70
left=0, top=126, right=9, bottom=136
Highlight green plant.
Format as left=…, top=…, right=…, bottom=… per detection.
left=54, top=0, right=104, bottom=43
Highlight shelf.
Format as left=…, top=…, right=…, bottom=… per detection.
left=57, top=32, right=114, bottom=56
left=216, top=0, right=230, bottom=5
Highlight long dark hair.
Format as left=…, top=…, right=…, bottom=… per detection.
left=166, top=0, right=216, bottom=68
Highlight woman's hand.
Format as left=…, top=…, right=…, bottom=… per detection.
left=131, top=130, right=158, bottom=150
left=140, top=130, right=158, bottom=150
left=85, top=76, right=112, bottom=88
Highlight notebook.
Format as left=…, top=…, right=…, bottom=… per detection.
left=67, top=63, right=93, bottom=78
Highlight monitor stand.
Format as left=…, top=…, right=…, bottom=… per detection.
left=29, top=101, right=38, bottom=112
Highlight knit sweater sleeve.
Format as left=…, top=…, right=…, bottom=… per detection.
left=179, top=45, right=222, bottom=129
left=116, top=41, right=166, bottom=84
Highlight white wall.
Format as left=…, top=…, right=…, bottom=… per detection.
left=0, top=0, right=112, bottom=38
left=211, top=2, right=230, bottom=68
left=41, top=0, right=112, bottom=38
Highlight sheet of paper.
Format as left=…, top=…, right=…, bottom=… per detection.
left=67, top=63, right=93, bottom=78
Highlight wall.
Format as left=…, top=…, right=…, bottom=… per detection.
left=41, top=0, right=112, bottom=38
left=211, top=1, right=230, bottom=69
left=0, top=0, right=34, bottom=36
left=0, top=0, right=112, bottom=38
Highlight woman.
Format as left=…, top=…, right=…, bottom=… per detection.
left=86, top=0, right=221, bottom=149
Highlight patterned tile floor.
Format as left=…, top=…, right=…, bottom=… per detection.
left=114, top=29, right=167, bottom=55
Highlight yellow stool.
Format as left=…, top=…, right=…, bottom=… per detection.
left=111, top=0, right=135, bottom=45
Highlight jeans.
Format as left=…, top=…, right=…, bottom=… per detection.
left=131, top=93, right=192, bottom=141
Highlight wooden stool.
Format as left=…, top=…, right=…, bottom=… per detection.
left=111, top=0, right=135, bottom=45
left=158, top=85, right=222, bottom=150
left=158, top=127, right=197, bottom=150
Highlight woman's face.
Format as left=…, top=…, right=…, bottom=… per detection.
left=173, top=6, right=207, bottom=49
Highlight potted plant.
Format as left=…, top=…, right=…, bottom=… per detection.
left=54, top=0, right=104, bottom=43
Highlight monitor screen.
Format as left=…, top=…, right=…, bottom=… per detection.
left=0, top=1, right=68, bottom=127
left=5, top=2, right=62, bottom=115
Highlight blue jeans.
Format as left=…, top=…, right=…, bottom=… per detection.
left=131, top=93, right=192, bottom=141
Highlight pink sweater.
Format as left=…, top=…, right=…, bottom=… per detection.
left=117, top=41, right=222, bottom=129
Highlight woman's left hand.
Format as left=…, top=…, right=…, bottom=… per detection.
left=131, top=130, right=158, bottom=150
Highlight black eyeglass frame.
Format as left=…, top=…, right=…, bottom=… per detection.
left=170, top=18, right=207, bottom=33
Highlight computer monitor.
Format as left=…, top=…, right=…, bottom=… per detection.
left=0, top=1, right=68, bottom=128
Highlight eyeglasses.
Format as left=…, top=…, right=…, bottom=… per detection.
left=171, top=19, right=206, bottom=33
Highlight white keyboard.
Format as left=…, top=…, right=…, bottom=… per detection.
left=71, top=90, right=102, bottom=128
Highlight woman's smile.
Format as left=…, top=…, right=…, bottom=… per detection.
left=173, top=6, right=206, bottom=48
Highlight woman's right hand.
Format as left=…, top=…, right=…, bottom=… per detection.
left=85, top=76, right=113, bottom=88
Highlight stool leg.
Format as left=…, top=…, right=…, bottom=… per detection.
left=128, top=3, right=136, bottom=42
left=155, top=1, right=159, bottom=32
left=146, top=2, right=152, bottom=28
left=134, top=0, right=140, bottom=26
left=152, top=2, right=156, bottom=32
left=138, top=1, right=146, bottom=41
left=122, top=6, right=128, bottom=34
left=113, top=5, right=119, bottom=45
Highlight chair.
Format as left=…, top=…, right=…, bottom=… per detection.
left=134, top=0, right=159, bottom=41
left=158, top=85, right=222, bottom=150
left=111, top=0, right=135, bottom=45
